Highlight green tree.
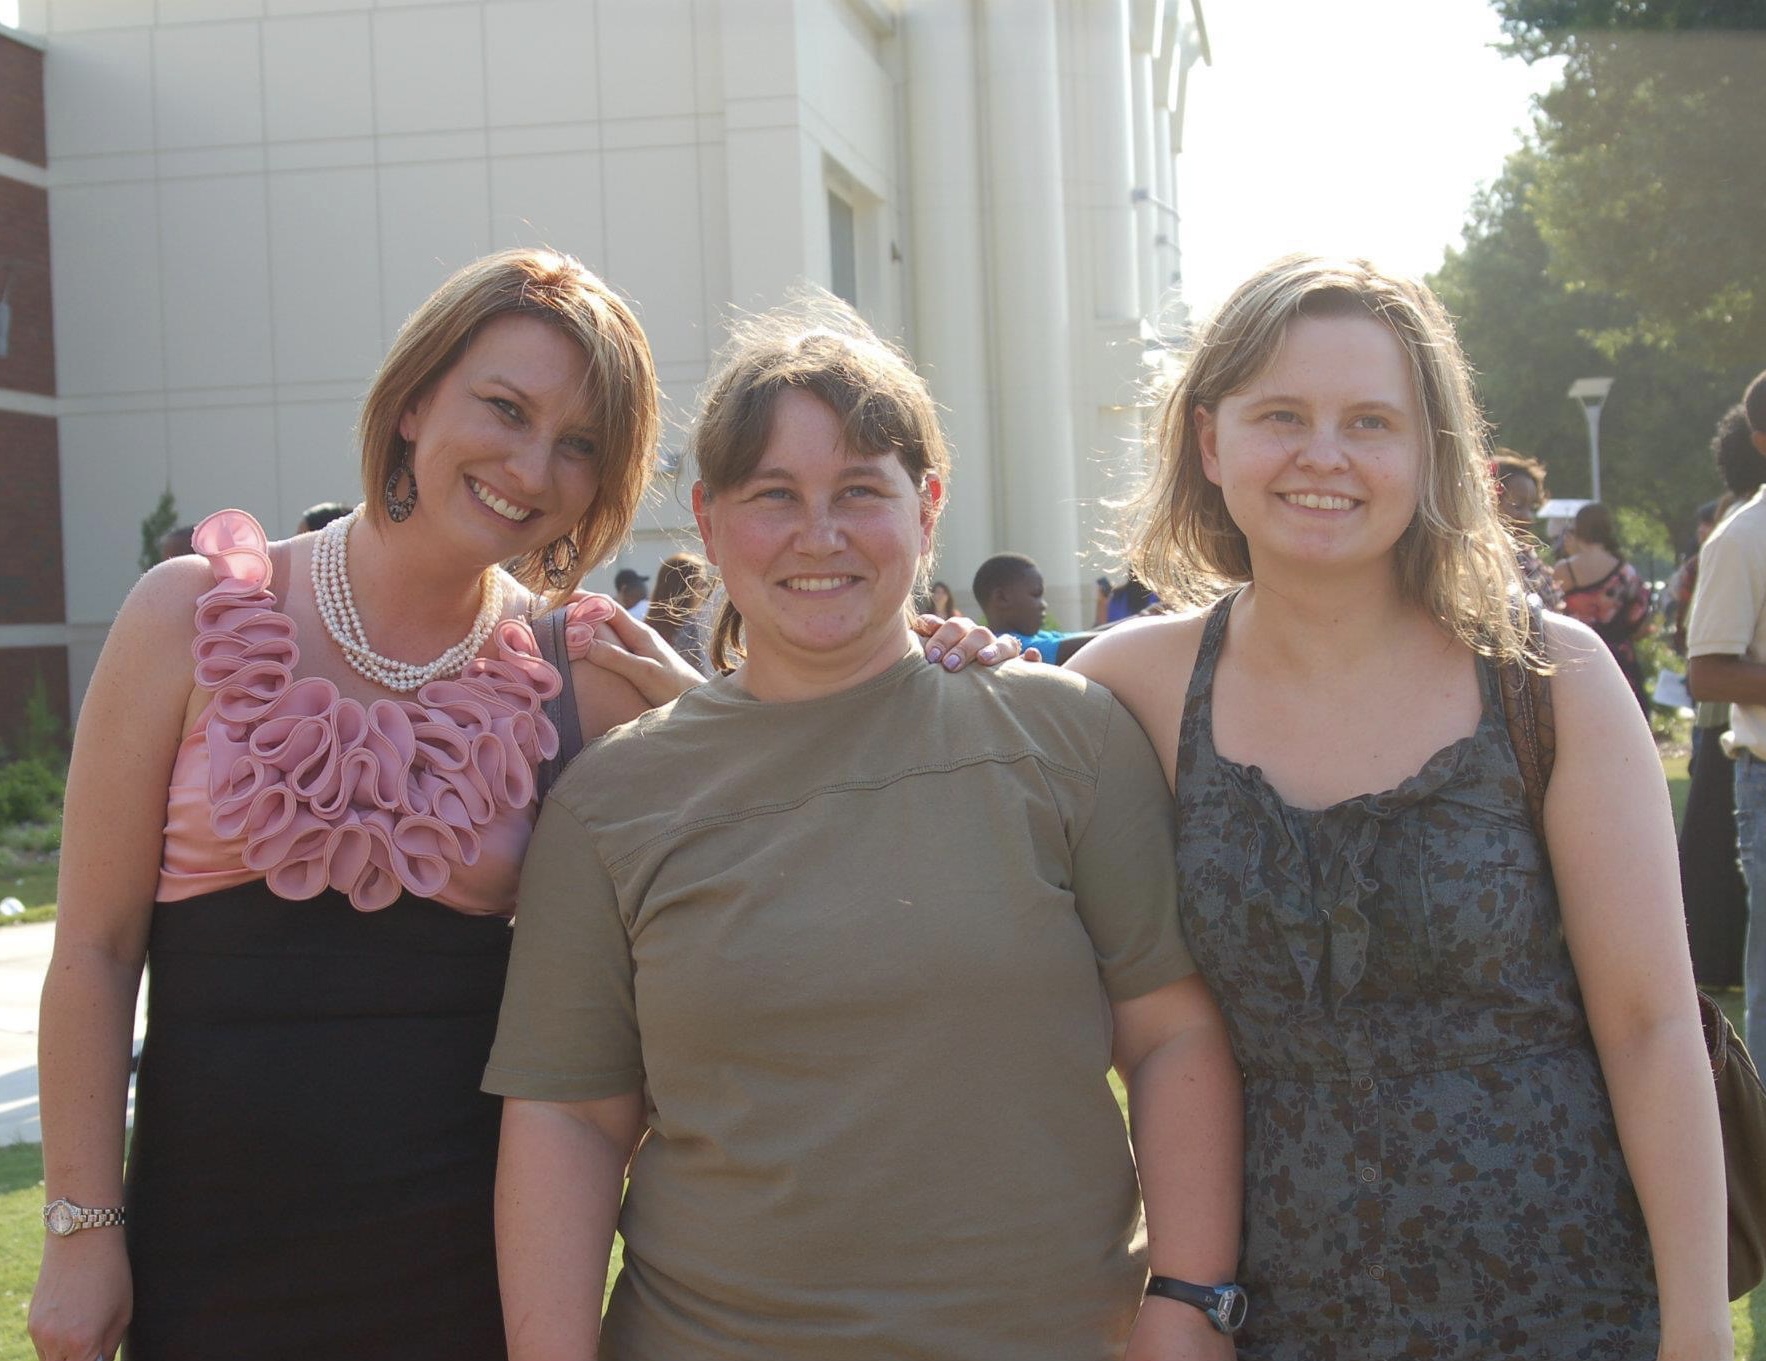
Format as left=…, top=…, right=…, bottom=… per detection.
left=1430, top=150, right=1752, bottom=542
left=1489, top=0, right=1766, bottom=370
left=139, top=487, right=177, bottom=573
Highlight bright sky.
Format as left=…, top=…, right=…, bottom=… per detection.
left=1177, top=0, right=1565, bottom=316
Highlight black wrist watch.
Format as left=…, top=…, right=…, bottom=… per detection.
left=1144, top=1275, right=1248, bottom=1334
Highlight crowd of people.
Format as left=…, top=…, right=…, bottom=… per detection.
left=26, top=247, right=1742, bottom=1361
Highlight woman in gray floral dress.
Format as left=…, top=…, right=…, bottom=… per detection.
left=1071, top=256, right=1730, bottom=1359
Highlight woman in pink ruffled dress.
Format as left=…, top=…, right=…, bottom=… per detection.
left=26, top=249, right=1021, bottom=1361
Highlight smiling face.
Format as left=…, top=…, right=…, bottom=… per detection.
left=1194, top=313, right=1425, bottom=582
left=397, top=313, right=600, bottom=569
left=693, top=388, right=940, bottom=697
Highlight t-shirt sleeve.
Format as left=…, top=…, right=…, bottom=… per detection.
left=482, top=791, right=645, bottom=1102
left=1069, top=696, right=1194, bottom=1002
left=1688, top=521, right=1766, bottom=659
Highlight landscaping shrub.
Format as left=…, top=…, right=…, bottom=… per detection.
left=0, top=760, right=63, bottom=827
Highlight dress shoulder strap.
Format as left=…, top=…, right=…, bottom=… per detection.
left=532, top=607, right=584, bottom=806
left=1175, top=589, right=1241, bottom=787
left=1189, top=590, right=1237, bottom=691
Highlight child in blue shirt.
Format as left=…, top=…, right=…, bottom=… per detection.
left=972, top=553, right=1072, bottom=661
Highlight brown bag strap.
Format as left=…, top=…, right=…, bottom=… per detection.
left=1498, top=608, right=1766, bottom=1301
left=533, top=606, right=584, bottom=806
left=1496, top=607, right=1556, bottom=847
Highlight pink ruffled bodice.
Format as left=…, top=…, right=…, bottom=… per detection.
left=157, top=509, right=616, bottom=915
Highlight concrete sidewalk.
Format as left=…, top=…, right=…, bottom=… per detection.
left=0, top=921, right=146, bottom=1145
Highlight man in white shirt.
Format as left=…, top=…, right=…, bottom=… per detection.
left=1687, top=368, right=1766, bottom=1056
left=614, top=567, right=650, bottom=621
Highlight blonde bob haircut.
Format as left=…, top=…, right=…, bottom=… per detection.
left=1128, top=254, right=1533, bottom=665
left=358, top=248, right=660, bottom=607
left=690, top=292, right=951, bottom=672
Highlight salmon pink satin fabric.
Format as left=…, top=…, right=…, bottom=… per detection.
left=157, top=509, right=615, bottom=914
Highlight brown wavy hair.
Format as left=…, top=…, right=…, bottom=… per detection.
left=357, top=248, right=660, bottom=607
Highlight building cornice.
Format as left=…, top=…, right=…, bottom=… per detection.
left=0, top=389, right=54, bottom=417
left=0, top=152, right=46, bottom=188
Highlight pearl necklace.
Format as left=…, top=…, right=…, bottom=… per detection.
left=310, top=507, right=505, bottom=693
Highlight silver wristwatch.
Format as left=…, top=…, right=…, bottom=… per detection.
left=43, top=1197, right=126, bottom=1236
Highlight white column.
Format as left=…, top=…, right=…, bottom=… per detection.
left=1153, top=104, right=1177, bottom=315
left=902, top=0, right=994, bottom=600
left=982, top=0, right=1082, bottom=630
left=1078, top=0, right=1137, bottom=323
left=1073, top=0, right=1144, bottom=583
left=1131, top=50, right=1158, bottom=325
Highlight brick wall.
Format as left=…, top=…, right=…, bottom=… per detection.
left=0, top=411, right=62, bottom=624
left=1, top=31, right=68, bottom=735
left=0, top=37, right=45, bottom=167
left=0, top=175, right=54, bottom=397
left=0, top=646, right=69, bottom=757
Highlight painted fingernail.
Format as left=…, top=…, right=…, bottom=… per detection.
left=944, top=651, right=963, bottom=671
left=925, top=645, right=943, bottom=664
left=978, top=645, right=999, bottom=664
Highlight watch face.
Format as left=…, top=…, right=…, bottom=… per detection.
left=1217, top=1286, right=1248, bottom=1332
left=45, top=1202, right=74, bottom=1236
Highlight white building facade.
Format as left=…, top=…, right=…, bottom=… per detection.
left=1, top=0, right=1207, bottom=717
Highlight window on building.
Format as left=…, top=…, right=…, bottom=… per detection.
left=828, top=190, right=858, bottom=308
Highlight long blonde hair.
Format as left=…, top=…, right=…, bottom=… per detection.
left=1127, top=254, right=1531, bottom=663
left=358, top=248, right=660, bottom=607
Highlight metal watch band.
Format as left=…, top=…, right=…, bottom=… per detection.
left=1144, top=1275, right=1248, bottom=1334
left=43, top=1198, right=127, bottom=1236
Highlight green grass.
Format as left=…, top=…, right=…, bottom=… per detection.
left=0, top=1145, right=46, bottom=1361
left=0, top=861, right=54, bottom=923
left=1665, top=748, right=1691, bottom=831
left=0, top=815, right=60, bottom=925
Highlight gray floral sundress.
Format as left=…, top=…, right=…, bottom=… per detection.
left=1177, top=593, right=1657, bottom=1359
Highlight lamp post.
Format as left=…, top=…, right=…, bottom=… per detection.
left=1567, top=376, right=1614, bottom=503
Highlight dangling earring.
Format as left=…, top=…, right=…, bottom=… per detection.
left=542, top=535, right=581, bottom=590
left=384, top=448, right=418, bottom=522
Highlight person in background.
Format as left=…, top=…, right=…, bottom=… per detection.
left=927, top=579, right=958, bottom=619
left=1491, top=448, right=1563, bottom=611
left=154, top=525, right=195, bottom=563
left=1665, top=498, right=1722, bottom=658
left=1687, top=369, right=1766, bottom=1059
left=645, top=551, right=712, bottom=675
left=613, top=566, right=651, bottom=620
left=296, top=501, right=352, bottom=534
left=972, top=552, right=1071, bottom=660
left=1108, top=571, right=1159, bottom=624
left=1071, top=254, right=1728, bottom=1357
left=1677, top=408, right=1766, bottom=990
left=487, top=295, right=1242, bottom=1361
left=1553, top=502, right=1652, bottom=712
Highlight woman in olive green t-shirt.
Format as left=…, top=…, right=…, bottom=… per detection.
left=487, top=298, right=1243, bottom=1361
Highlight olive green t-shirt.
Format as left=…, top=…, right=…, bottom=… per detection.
left=485, top=655, right=1194, bottom=1361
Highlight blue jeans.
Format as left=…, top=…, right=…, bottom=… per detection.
left=1731, top=751, right=1766, bottom=1057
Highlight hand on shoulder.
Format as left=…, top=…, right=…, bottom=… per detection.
left=561, top=597, right=702, bottom=737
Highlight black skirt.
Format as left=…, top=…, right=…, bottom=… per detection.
left=124, top=880, right=513, bottom=1360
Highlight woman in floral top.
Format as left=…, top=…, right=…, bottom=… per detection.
left=1554, top=501, right=1652, bottom=712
